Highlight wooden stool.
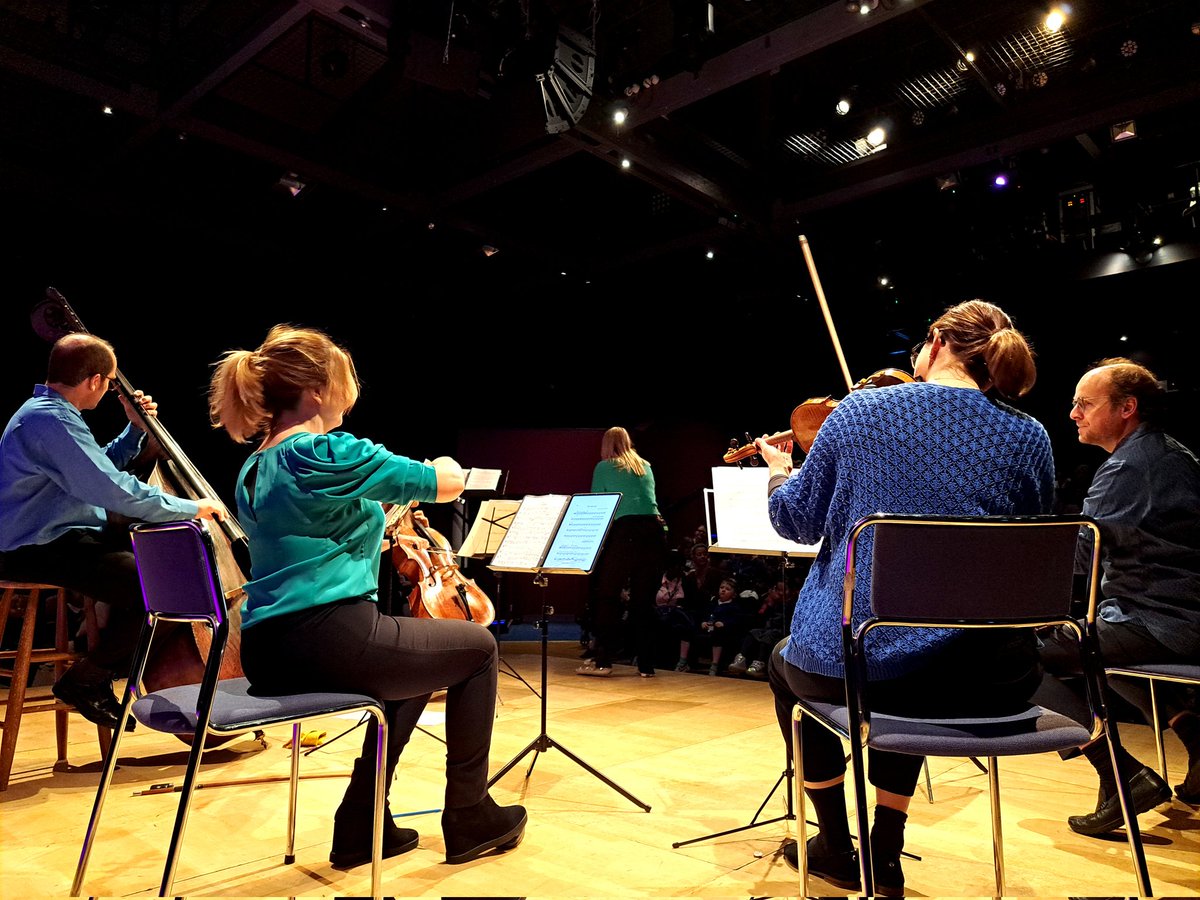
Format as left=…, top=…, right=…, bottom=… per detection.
left=0, top=580, right=110, bottom=791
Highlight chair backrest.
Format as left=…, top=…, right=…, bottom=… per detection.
left=130, top=520, right=228, bottom=625
left=847, top=514, right=1097, bottom=625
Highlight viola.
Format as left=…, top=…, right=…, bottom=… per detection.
left=724, top=368, right=914, bottom=463
left=384, top=502, right=495, bottom=626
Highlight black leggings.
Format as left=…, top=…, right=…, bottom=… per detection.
left=240, top=597, right=498, bottom=809
left=769, top=632, right=1042, bottom=796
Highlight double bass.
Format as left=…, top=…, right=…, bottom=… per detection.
left=31, top=288, right=250, bottom=692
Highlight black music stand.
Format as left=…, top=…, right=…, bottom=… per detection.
left=672, top=549, right=805, bottom=847
left=486, top=493, right=650, bottom=812
left=458, top=497, right=537, bottom=696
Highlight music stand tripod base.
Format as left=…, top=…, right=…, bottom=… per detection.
left=487, top=589, right=650, bottom=813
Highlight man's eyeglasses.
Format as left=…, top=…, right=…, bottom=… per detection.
left=909, top=341, right=926, bottom=369
left=103, top=374, right=118, bottom=392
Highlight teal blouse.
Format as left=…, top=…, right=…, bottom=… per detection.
left=591, top=459, right=660, bottom=518
left=236, top=431, right=439, bottom=628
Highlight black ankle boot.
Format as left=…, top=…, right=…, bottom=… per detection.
left=328, top=804, right=419, bottom=870
left=441, top=794, right=527, bottom=865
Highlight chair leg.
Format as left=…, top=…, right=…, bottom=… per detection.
left=1103, top=725, right=1154, bottom=897
left=1147, top=678, right=1168, bottom=783
left=790, top=706, right=810, bottom=894
left=986, top=756, right=1005, bottom=897
left=53, top=589, right=71, bottom=766
left=370, top=709, right=386, bottom=900
left=71, top=681, right=137, bottom=895
left=286, top=723, right=301, bottom=865
left=923, top=757, right=934, bottom=802
left=160, top=722, right=210, bottom=896
left=1, top=588, right=40, bottom=792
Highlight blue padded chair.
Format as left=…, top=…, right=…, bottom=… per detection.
left=70, top=520, right=388, bottom=899
left=1104, top=661, right=1200, bottom=792
left=790, top=513, right=1153, bottom=897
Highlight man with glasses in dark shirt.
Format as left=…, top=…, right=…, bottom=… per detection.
left=0, top=333, right=224, bottom=730
left=1035, top=357, right=1200, bottom=835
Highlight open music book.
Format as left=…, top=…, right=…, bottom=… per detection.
left=487, top=492, right=621, bottom=575
left=457, top=498, right=522, bottom=559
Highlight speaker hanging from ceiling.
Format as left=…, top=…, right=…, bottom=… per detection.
left=538, top=24, right=595, bottom=134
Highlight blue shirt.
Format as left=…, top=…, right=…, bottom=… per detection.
left=236, top=431, right=439, bottom=628
left=767, top=384, right=1055, bottom=680
left=0, top=385, right=200, bottom=550
left=1079, top=424, right=1200, bottom=657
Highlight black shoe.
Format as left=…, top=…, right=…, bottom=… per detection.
left=782, top=836, right=861, bottom=892
left=442, top=794, right=527, bottom=865
left=51, top=674, right=133, bottom=732
left=1175, top=756, right=1200, bottom=804
left=328, top=808, right=419, bottom=870
left=874, top=854, right=905, bottom=897
left=1067, top=766, right=1172, bottom=835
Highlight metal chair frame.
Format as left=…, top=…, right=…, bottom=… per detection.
left=790, top=513, right=1153, bottom=897
left=69, top=520, right=387, bottom=899
left=1104, top=662, right=1200, bottom=789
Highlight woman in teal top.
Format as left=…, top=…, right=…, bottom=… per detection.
left=208, top=324, right=525, bottom=870
left=579, top=426, right=667, bottom=677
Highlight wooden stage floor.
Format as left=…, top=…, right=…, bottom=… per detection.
left=1, top=644, right=1196, bottom=898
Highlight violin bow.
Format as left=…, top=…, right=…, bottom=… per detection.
left=798, top=235, right=855, bottom=394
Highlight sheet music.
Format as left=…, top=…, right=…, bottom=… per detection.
left=463, top=467, right=503, bottom=491
left=541, top=493, right=620, bottom=573
left=458, top=498, right=522, bottom=558
left=487, top=494, right=569, bottom=570
left=710, top=467, right=821, bottom=555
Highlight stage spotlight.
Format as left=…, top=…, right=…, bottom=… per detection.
left=1045, top=9, right=1066, bottom=32
left=1120, top=39, right=1138, bottom=58
left=277, top=173, right=306, bottom=196
left=1111, top=120, right=1137, bottom=142
left=994, top=173, right=1009, bottom=187
left=866, top=126, right=886, bottom=147
left=620, top=157, right=631, bottom=169
left=836, top=98, right=851, bottom=115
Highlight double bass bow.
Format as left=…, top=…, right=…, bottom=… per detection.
left=31, top=287, right=250, bottom=690
left=723, top=235, right=913, bottom=464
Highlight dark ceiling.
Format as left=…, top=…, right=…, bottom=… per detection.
left=4, top=0, right=1199, bottom=264
left=2, top=0, right=1199, bottom=458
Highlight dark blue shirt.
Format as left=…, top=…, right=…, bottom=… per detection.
left=1079, top=424, right=1200, bottom=657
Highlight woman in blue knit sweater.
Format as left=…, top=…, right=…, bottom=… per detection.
left=756, top=299, right=1055, bottom=895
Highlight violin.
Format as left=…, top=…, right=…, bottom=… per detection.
left=724, top=234, right=916, bottom=465
left=384, top=502, right=495, bottom=626
left=724, top=368, right=914, bottom=463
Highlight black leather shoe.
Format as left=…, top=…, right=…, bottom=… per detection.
left=1068, top=766, right=1172, bottom=835
left=52, top=676, right=133, bottom=732
left=783, top=836, right=861, bottom=892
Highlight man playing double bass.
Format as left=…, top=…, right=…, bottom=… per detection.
left=0, top=333, right=224, bottom=731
